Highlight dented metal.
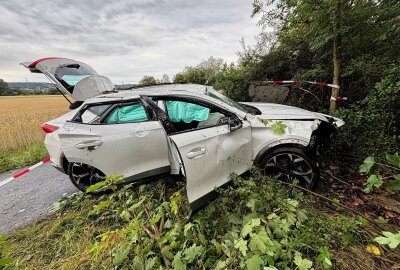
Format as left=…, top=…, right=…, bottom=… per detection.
left=22, top=59, right=344, bottom=212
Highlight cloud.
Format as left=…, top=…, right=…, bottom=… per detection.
left=0, top=0, right=259, bottom=83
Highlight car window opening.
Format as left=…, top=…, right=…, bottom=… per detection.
left=164, top=100, right=228, bottom=133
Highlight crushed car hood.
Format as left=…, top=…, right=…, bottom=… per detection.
left=240, top=102, right=344, bottom=127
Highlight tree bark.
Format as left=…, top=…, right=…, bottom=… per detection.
left=330, top=1, right=342, bottom=115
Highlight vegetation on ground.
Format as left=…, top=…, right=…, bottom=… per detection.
left=0, top=143, right=48, bottom=173
left=3, top=171, right=399, bottom=269
left=0, top=96, right=69, bottom=152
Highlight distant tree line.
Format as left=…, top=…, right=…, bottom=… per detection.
left=141, top=0, right=398, bottom=158
left=0, top=79, right=60, bottom=96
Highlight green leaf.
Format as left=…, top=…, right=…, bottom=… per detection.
left=294, top=252, right=313, bottom=270
left=245, top=255, right=263, bottom=270
left=249, top=233, right=267, bottom=253
left=374, top=231, right=400, bottom=249
left=86, top=181, right=106, bottom=193
left=386, top=178, right=400, bottom=191
left=363, top=174, right=382, bottom=193
left=359, top=156, right=375, bottom=173
left=93, top=200, right=111, bottom=212
left=172, top=252, right=186, bottom=270
left=386, top=152, right=400, bottom=167
left=246, top=198, right=257, bottom=211
left=241, top=218, right=261, bottom=237
left=128, top=197, right=146, bottom=211
left=317, top=246, right=332, bottom=269
left=234, top=239, right=248, bottom=256
left=161, top=245, right=174, bottom=261
left=112, top=243, right=130, bottom=266
left=271, top=121, right=287, bottom=135
left=184, top=223, right=194, bottom=237
left=120, top=209, right=131, bottom=221
left=258, top=117, right=270, bottom=126
left=183, top=244, right=203, bottom=263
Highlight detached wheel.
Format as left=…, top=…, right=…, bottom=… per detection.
left=260, top=147, right=319, bottom=190
left=67, top=162, right=106, bottom=193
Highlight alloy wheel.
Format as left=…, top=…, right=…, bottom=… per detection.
left=263, top=152, right=314, bottom=188
left=70, top=163, right=106, bottom=192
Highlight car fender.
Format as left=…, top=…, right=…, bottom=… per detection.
left=252, top=136, right=310, bottom=165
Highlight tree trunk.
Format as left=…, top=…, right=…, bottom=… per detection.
left=330, top=36, right=341, bottom=114
left=330, top=1, right=342, bottom=115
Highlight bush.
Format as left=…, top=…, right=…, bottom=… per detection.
left=7, top=172, right=366, bottom=269
left=333, top=65, right=400, bottom=159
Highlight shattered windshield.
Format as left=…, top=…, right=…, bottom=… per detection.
left=207, top=88, right=247, bottom=113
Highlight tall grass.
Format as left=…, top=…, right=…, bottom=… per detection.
left=0, top=96, right=69, bottom=171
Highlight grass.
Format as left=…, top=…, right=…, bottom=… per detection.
left=0, top=95, right=69, bottom=151
left=0, top=143, right=48, bottom=173
left=2, top=173, right=399, bottom=269
left=0, top=95, right=69, bottom=172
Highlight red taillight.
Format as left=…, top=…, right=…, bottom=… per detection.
left=41, top=123, right=59, bottom=133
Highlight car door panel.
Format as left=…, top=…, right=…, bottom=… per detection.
left=140, top=95, right=253, bottom=212
left=170, top=122, right=253, bottom=211
left=59, top=121, right=170, bottom=179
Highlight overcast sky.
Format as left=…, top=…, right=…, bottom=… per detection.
left=0, top=0, right=260, bottom=83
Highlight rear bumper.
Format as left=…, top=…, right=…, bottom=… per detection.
left=52, top=163, right=66, bottom=174
left=44, top=133, right=63, bottom=169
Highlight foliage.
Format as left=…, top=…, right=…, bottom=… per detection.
left=0, top=80, right=12, bottom=96
left=0, top=236, right=12, bottom=269
left=334, top=65, right=400, bottom=157
left=0, top=143, right=48, bottom=173
left=374, top=231, right=400, bottom=249
left=358, top=152, right=400, bottom=193
left=139, top=75, right=158, bottom=86
left=173, top=57, right=225, bottom=85
left=85, top=175, right=122, bottom=193
left=271, top=121, right=287, bottom=135
left=5, top=172, right=367, bottom=269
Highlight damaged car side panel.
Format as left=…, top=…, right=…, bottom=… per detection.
left=169, top=121, right=253, bottom=212
left=247, top=114, right=321, bottom=162
left=58, top=118, right=171, bottom=182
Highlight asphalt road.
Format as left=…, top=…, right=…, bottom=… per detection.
left=0, top=163, right=78, bottom=234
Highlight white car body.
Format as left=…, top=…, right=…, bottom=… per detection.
left=22, top=58, right=344, bottom=212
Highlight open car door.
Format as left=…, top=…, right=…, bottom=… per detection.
left=140, top=96, right=253, bottom=214
left=21, top=57, right=114, bottom=101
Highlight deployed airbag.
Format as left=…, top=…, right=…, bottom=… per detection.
left=106, top=103, right=148, bottom=123
left=166, top=101, right=209, bottom=123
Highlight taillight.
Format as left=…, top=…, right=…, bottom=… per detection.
left=41, top=123, right=59, bottom=133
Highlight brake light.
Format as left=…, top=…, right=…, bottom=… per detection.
left=41, top=123, right=59, bottom=133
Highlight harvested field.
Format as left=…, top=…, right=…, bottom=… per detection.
left=0, top=96, right=69, bottom=152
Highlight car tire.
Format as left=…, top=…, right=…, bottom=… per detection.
left=67, top=162, right=106, bottom=193
left=259, top=146, right=319, bottom=190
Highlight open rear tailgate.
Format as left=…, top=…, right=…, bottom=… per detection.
left=21, top=57, right=114, bottom=101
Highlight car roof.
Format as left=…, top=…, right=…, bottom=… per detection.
left=86, top=83, right=210, bottom=103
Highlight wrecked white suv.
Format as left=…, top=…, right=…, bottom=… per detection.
left=22, top=57, right=344, bottom=212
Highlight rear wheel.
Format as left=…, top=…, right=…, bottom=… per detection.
left=67, top=162, right=106, bottom=193
left=259, top=147, right=319, bottom=190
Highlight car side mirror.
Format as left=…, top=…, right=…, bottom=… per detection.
left=228, top=116, right=242, bottom=131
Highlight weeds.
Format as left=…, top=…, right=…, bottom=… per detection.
left=5, top=171, right=383, bottom=269
left=0, top=96, right=68, bottom=172
left=0, top=143, right=48, bottom=173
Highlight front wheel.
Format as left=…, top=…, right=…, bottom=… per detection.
left=67, top=162, right=106, bottom=193
left=259, top=147, right=319, bottom=190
